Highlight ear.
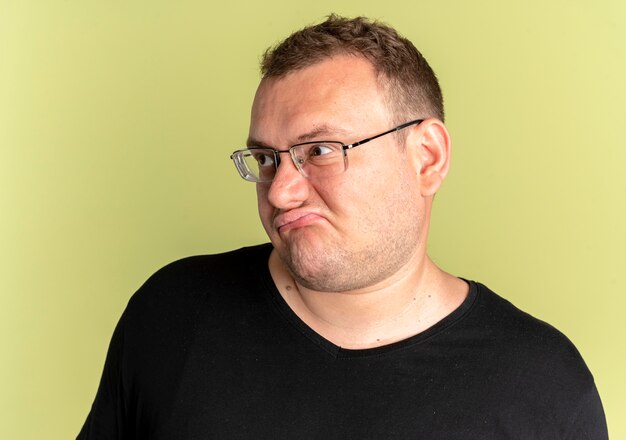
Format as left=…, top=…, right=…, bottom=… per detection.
left=406, top=118, right=451, bottom=197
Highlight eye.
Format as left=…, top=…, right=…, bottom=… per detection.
left=252, top=151, right=275, bottom=167
left=308, top=143, right=335, bottom=157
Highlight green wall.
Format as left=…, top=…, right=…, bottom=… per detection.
left=1, top=1, right=624, bottom=438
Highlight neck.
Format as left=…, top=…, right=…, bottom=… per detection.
left=268, top=249, right=468, bottom=349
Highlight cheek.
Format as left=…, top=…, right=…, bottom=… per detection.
left=316, top=173, right=379, bottom=229
left=256, top=185, right=273, bottom=229
left=341, top=158, right=416, bottom=216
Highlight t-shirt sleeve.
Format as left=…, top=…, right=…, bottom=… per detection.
left=564, top=379, right=608, bottom=440
left=76, top=311, right=128, bottom=440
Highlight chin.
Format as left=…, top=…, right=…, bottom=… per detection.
left=275, top=237, right=334, bottom=289
left=276, top=227, right=419, bottom=292
left=277, top=239, right=369, bottom=292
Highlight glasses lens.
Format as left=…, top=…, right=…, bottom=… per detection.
left=293, top=142, right=346, bottom=178
left=232, top=148, right=276, bottom=182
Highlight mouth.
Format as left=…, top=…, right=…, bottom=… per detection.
left=274, top=212, right=325, bottom=233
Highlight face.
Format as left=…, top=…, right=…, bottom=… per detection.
left=249, top=55, right=429, bottom=292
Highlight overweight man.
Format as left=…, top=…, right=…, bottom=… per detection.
left=78, top=15, right=607, bottom=439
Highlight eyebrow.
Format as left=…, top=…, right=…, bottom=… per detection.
left=246, top=124, right=352, bottom=148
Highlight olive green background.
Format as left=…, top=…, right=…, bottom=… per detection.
left=1, top=1, right=624, bottom=438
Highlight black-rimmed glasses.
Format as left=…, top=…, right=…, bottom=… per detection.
left=230, top=119, right=424, bottom=183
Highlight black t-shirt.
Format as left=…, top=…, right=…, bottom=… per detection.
left=78, top=244, right=607, bottom=439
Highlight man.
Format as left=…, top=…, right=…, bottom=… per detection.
left=78, top=15, right=607, bottom=439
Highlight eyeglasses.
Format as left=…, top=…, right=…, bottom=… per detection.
left=230, top=119, right=424, bottom=183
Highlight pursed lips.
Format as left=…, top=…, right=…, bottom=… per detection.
left=273, top=210, right=326, bottom=233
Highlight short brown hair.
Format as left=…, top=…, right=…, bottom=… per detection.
left=260, top=14, right=444, bottom=122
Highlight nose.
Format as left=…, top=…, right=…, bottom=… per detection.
left=266, top=154, right=310, bottom=210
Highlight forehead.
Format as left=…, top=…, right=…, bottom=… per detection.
left=249, top=55, right=393, bottom=144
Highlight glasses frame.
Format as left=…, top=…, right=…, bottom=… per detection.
left=230, top=118, right=424, bottom=182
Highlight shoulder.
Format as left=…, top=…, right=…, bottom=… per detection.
left=471, top=283, right=603, bottom=408
left=469, top=282, right=588, bottom=369
left=139, top=243, right=272, bottom=290
left=130, top=243, right=271, bottom=300
left=471, top=283, right=582, bottom=356
left=466, top=282, right=607, bottom=437
left=120, top=243, right=274, bottom=325
left=113, top=243, right=275, bottom=365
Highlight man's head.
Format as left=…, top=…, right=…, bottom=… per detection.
left=245, top=16, right=451, bottom=292
left=260, top=14, right=444, bottom=124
